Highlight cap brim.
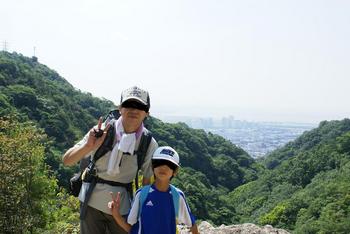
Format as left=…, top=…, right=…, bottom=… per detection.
left=152, top=157, right=180, bottom=167
left=121, top=97, right=148, bottom=106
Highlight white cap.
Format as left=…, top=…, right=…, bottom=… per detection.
left=152, top=146, right=180, bottom=167
left=120, top=86, right=150, bottom=110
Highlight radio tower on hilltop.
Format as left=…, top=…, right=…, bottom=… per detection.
left=2, top=41, right=9, bottom=51
left=32, top=46, right=38, bottom=62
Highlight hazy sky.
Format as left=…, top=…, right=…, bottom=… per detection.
left=1, top=0, right=349, bottom=123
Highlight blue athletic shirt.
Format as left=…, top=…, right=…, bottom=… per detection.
left=127, top=184, right=196, bottom=234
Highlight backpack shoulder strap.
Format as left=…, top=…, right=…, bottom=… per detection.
left=93, top=119, right=116, bottom=162
left=135, top=130, right=153, bottom=170
left=134, top=131, right=153, bottom=190
left=92, top=109, right=121, bottom=162
left=138, top=185, right=151, bottom=218
left=170, top=184, right=180, bottom=219
left=104, top=109, right=120, bottom=122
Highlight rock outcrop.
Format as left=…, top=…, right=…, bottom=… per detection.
left=178, top=221, right=291, bottom=234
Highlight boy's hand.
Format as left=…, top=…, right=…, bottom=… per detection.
left=108, top=192, right=122, bottom=219
left=108, top=192, right=132, bottom=232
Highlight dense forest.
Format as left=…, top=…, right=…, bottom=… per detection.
left=1, top=51, right=349, bottom=233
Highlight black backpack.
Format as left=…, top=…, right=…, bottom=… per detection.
left=69, top=110, right=153, bottom=197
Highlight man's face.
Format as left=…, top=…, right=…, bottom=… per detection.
left=120, top=100, right=148, bottom=129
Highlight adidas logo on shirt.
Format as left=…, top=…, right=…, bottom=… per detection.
left=146, top=200, right=154, bottom=206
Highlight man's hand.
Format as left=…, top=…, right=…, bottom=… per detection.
left=85, top=117, right=111, bottom=151
left=62, top=117, right=110, bottom=166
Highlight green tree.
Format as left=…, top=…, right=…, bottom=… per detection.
left=0, top=118, right=57, bottom=233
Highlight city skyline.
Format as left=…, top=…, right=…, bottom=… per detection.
left=159, top=114, right=316, bottom=158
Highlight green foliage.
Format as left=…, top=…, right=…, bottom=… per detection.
left=293, top=162, right=350, bottom=233
left=0, top=92, right=15, bottom=116
left=337, top=131, right=350, bottom=154
left=0, top=51, right=115, bottom=151
left=227, top=119, right=350, bottom=232
left=0, top=118, right=57, bottom=232
left=317, top=194, right=350, bottom=233
left=260, top=203, right=288, bottom=226
left=172, top=167, right=237, bottom=225
left=0, top=51, right=115, bottom=190
left=264, top=119, right=350, bottom=169
left=44, top=190, right=80, bottom=234
left=212, top=155, right=243, bottom=189
left=0, top=117, right=83, bottom=233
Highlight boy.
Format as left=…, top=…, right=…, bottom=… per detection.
left=108, top=146, right=199, bottom=234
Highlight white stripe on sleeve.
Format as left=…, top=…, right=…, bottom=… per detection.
left=177, top=194, right=194, bottom=227
left=127, top=191, right=141, bottom=225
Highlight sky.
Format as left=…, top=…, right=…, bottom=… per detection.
left=1, top=0, right=349, bottom=123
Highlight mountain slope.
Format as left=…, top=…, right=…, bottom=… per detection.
left=0, top=51, right=259, bottom=224
left=227, top=118, right=350, bottom=232
left=0, top=51, right=115, bottom=149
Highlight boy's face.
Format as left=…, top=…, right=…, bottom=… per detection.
left=152, top=159, right=178, bottom=181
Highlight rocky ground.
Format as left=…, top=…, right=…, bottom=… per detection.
left=178, top=221, right=291, bottom=234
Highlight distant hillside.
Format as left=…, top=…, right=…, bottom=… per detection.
left=0, top=51, right=259, bottom=225
left=264, top=119, right=350, bottom=169
left=226, top=118, right=350, bottom=232
left=0, top=51, right=115, bottom=149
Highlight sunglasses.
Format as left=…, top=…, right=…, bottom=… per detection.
left=121, top=100, right=149, bottom=112
left=152, top=159, right=178, bottom=171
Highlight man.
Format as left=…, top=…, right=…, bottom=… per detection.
left=63, top=86, right=158, bottom=234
